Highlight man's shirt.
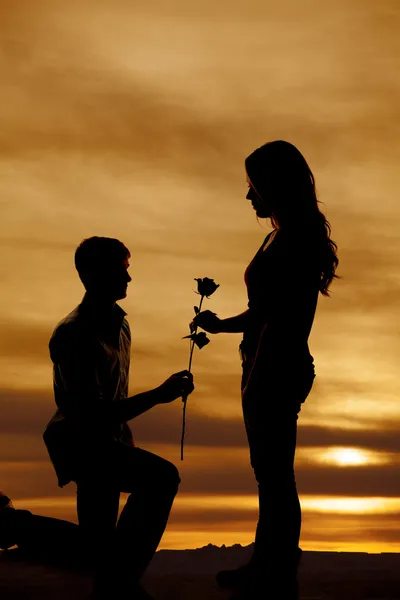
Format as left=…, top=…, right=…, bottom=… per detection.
left=43, top=295, right=133, bottom=487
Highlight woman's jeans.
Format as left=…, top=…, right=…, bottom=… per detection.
left=240, top=347, right=315, bottom=566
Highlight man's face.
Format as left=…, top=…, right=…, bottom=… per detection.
left=88, top=256, right=132, bottom=301
left=112, top=257, right=131, bottom=300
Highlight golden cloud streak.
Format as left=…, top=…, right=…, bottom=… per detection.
left=298, top=446, right=396, bottom=467
left=12, top=494, right=400, bottom=552
left=16, top=493, right=400, bottom=515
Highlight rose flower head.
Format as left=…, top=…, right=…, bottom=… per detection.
left=194, top=277, right=220, bottom=298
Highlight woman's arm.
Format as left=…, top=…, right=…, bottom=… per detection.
left=192, top=309, right=251, bottom=334
left=219, top=309, right=251, bottom=333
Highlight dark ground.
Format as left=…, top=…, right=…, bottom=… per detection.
left=1, top=544, right=399, bottom=600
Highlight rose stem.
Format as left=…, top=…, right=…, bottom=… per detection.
left=181, top=294, right=205, bottom=460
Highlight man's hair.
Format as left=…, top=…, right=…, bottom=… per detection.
left=74, top=236, right=130, bottom=286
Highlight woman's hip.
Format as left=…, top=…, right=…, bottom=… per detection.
left=240, top=355, right=316, bottom=410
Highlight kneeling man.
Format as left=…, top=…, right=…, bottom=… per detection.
left=43, top=236, right=194, bottom=598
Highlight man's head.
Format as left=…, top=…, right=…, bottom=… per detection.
left=74, top=237, right=131, bottom=302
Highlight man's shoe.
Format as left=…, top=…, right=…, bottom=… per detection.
left=216, top=547, right=303, bottom=590
left=0, top=490, right=17, bottom=550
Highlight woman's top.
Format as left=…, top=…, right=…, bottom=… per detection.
left=242, top=228, right=321, bottom=373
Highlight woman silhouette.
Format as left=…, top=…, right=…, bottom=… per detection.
left=192, top=140, right=339, bottom=598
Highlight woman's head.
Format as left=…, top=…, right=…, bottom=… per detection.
left=245, top=140, right=317, bottom=228
left=245, top=140, right=339, bottom=295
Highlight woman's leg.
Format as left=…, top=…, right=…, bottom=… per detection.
left=242, top=375, right=315, bottom=600
left=250, top=408, right=301, bottom=562
left=216, top=360, right=314, bottom=595
left=244, top=366, right=315, bottom=564
left=215, top=408, right=300, bottom=595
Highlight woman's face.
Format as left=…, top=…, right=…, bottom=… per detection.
left=246, top=173, right=273, bottom=219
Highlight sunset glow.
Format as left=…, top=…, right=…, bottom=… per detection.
left=18, top=494, right=400, bottom=515
left=303, top=446, right=393, bottom=467
left=15, top=493, right=400, bottom=553
left=1, top=0, right=400, bottom=555
left=320, top=447, right=374, bottom=466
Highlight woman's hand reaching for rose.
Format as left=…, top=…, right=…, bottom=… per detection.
left=191, top=310, right=222, bottom=334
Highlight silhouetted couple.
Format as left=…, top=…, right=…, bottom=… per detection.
left=0, top=141, right=338, bottom=600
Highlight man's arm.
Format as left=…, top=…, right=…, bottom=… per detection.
left=113, top=371, right=194, bottom=421
left=50, top=327, right=193, bottom=428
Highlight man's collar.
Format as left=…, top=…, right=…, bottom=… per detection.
left=78, top=294, right=127, bottom=324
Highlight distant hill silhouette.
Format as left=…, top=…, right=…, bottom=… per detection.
left=148, top=543, right=400, bottom=575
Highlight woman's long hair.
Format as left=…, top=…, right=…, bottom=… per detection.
left=245, top=140, right=339, bottom=296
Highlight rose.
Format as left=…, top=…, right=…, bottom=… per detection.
left=194, top=277, right=220, bottom=298
left=180, top=277, right=219, bottom=460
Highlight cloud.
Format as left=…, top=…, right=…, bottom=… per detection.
left=2, top=387, right=400, bottom=500
left=300, top=512, right=400, bottom=545
left=2, top=387, right=400, bottom=452
left=1, top=0, right=400, bottom=185
left=297, top=424, right=400, bottom=453
left=0, top=321, right=53, bottom=361
left=8, top=493, right=400, bottom=550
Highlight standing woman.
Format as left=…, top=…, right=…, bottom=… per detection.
left=192, top=140, right=338, bottom=598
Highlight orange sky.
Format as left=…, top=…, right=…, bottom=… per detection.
left=1, top=0, right=400, bottom=552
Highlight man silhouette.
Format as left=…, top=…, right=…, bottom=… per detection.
left=42, top=236, right=194, bottom=599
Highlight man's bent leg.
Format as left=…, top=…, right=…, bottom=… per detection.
left=76, top=482, right=120, bottom=563
left=112, top=446, right=180, bottom=585
left=1, top=504, right=84, bottom=566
